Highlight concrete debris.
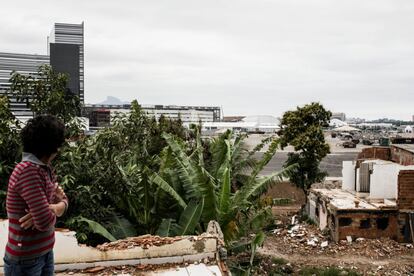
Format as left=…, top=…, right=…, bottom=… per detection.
left=206, top=220, right=224, bottom=241
left=266, top=222, right=414, bottom=259
left=275, top=220, right=283, bottom=226
left=290, top=225, right=300, bottom=232
left=62, top=262, right=220, bottom=275
left=306, top=238, right=317, bottom=247
left=96, top=235, right=183, bottom=251
left=84, top=266, right=106, bottom=273
left=272, top=228, right=282, bottom=234
left=291, top=215, right=297, bottom=225
left=311, top=180, right=342, bottom=189
left=346, top=236, right=353, bottom=244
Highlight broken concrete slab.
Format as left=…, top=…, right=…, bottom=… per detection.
left=0, top=220, right=226, bottom=275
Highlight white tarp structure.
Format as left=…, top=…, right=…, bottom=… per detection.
left=202, top=115, right=280, bottom=133
left=333, top=125, right=360, bottom=132
left=329, top=119, right=347, bottom=128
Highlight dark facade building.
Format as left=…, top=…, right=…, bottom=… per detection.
left=88, top=109, right=111, bottom=128
left=0, top=22, right=84, bottom=118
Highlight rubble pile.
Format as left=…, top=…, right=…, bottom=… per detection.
left=271, top=223, right=330, bottom=255
left=311, top=180, right=342, bottom=190
left=97, top=235, right=183, bottom=251
left=269, top=218, right=413, bottom=259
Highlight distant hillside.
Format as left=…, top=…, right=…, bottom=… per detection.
left=99, top=96, right=129, bottom=105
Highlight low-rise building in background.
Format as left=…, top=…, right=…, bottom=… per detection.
left=83, top=104, right=221, bottom=129
left=307, top=145, right=414, bottom=243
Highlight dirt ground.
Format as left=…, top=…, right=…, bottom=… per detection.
left=260, top=182, right=414, bottom=275
left=256, top=210, right=414, bottom=275
left=265, top=182, right=306, bottom=204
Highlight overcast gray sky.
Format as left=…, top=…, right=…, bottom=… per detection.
left=1, top=0, right=413, bottom=120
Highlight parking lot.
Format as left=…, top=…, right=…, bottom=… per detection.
left=245, top=134, right=362, bottom=177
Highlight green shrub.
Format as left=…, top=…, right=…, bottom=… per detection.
left=0, top=97, right=21, bottom=217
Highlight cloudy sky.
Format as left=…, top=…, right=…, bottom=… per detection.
left=1, top=0, right=414, bottom=120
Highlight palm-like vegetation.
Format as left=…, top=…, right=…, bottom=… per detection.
left=145, top=131, right=293, bottom=243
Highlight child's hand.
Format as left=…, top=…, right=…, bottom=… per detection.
left=19, top=211, right=34, bottom=230
left=55, top=185, right=66, bottom=201
left=49, top=203, right=66, bottom=217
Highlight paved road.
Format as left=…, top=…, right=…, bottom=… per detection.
left=255, top=152, right=358, bottom=177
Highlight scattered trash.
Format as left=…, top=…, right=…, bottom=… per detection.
left=272, top=228, right=282, bottom=234
left=291, top=225, right=300, bottom=232
left=291, top=215, right=297, bottom=225
left=267, top=222, right=413, bottom=259
left=307, top=239, right=317, bottom=247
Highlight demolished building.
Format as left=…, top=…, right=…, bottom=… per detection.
left=307, top=145, right=414, bottom=243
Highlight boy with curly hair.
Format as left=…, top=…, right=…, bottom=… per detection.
left=3, top=115, right=68, bottom=276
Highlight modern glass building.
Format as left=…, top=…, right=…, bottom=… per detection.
left=0, top=22, right=84, bottom=118
left=48, top=23, right=84, bottom=103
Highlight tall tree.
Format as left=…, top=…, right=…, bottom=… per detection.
left=9, top=64, right=81, bottom=124
left=278, top=102, right=332, bottom=194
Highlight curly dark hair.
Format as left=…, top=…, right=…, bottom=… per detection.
left=21, top=115, right=65, bottom=158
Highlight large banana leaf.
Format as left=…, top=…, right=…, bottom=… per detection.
left=234, top=164, right=295, bottom=207
left=250, top=231, right=266, bottom=265
left=75, top=217, right=116, bottom=242
left=106, top=213, right=137, bottom=240
left=249, top=138, right=280, bottom=182
left=162, top=133, right=198, bottom=199
left=147, top=167, right=187, bottom=209
left=172, top=198, right=204, bottom=236
left=162, top=133, right=192, bottom=169
left=156, top=218, right=173, bottom=237
left=195, top=127, right=204, bottom=167
left=216, top=139, right=232, bottom=178
left=193, top=166, right=217, bottom=221
left=218, top=167, right=231, bottom=217
left=209, top=130, right=232, bottom=178
left=163, top=133, right=217, bottom=218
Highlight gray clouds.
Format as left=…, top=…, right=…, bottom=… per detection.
left=1, top=0, right=414, bottom=119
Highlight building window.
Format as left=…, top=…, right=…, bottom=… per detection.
left=359, top=219, right=371, bottom=229
left=376, top=218, right=389, bottom=230
left=339, top=217, right=352, bottom=227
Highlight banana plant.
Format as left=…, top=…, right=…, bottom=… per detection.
left=150, top=131, right=295, bottom=243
